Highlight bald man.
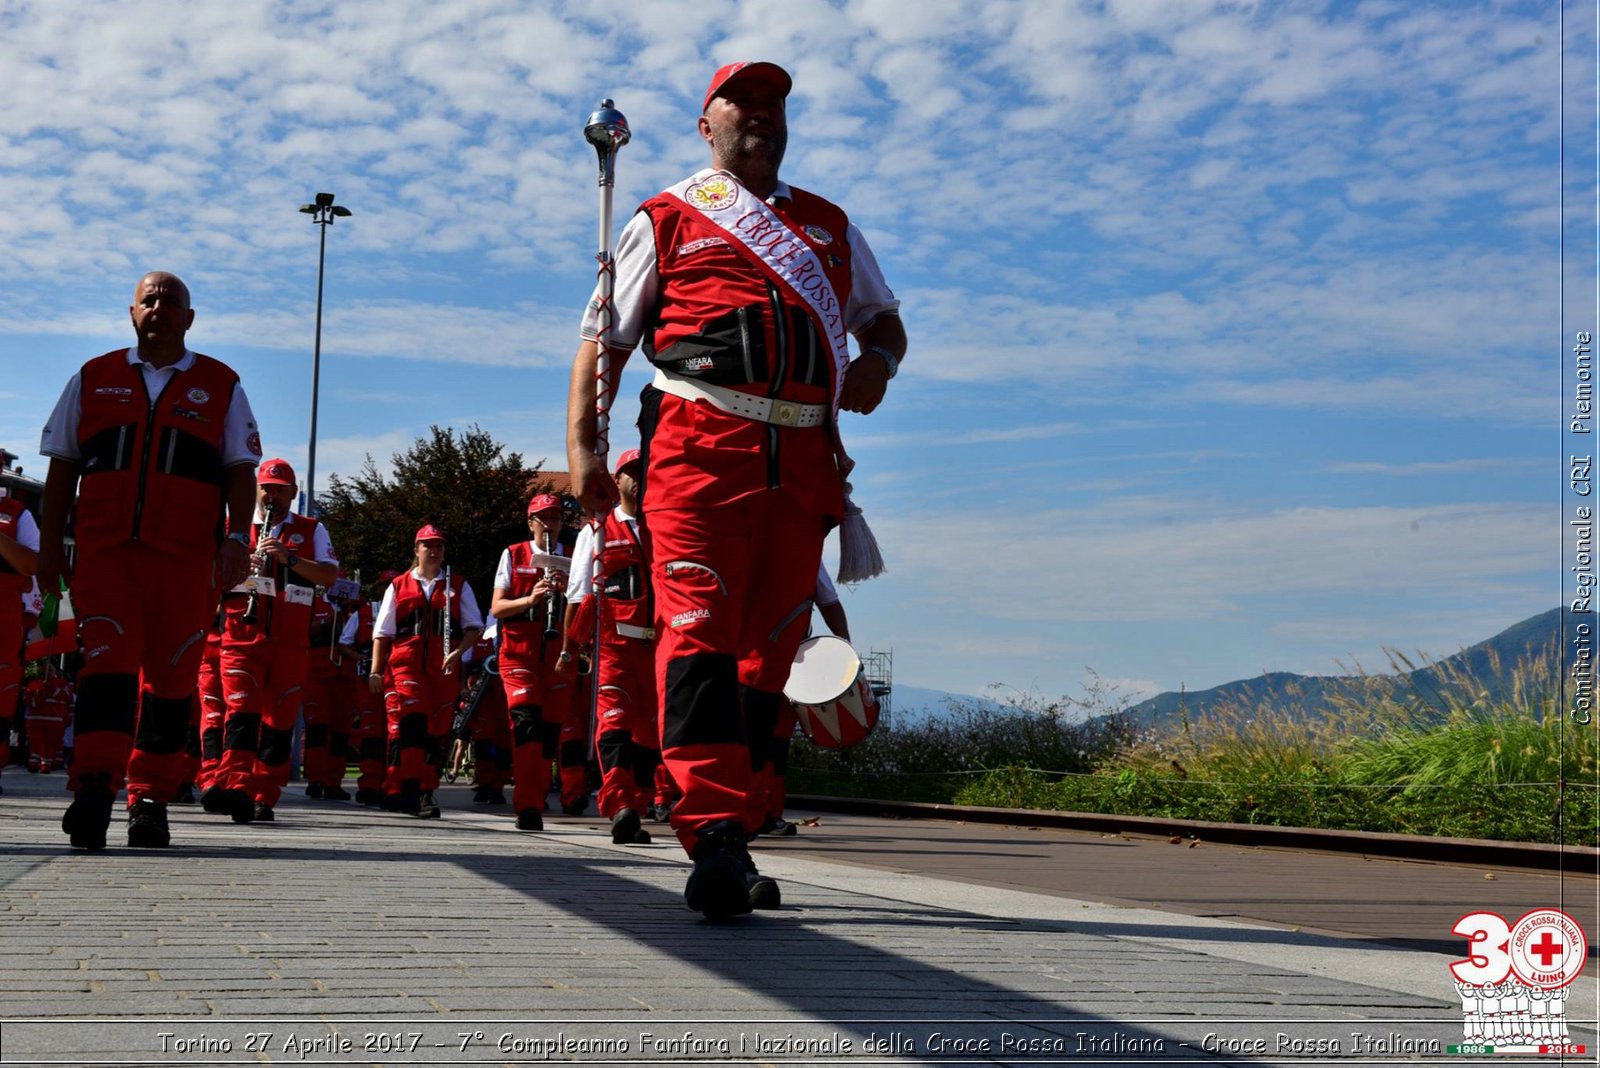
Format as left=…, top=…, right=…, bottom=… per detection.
left=39, top=271, right=262, bottom=850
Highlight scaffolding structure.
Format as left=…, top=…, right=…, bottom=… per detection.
left=860, top=647, right=893, bottom=730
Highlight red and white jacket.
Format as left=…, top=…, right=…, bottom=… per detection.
left=73, top=349, right=238, bottom=555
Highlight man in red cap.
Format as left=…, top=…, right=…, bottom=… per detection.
left=369, top=526, right=482, bottom=817
left=340, top=569, right=400, bottom=804
left=567, top=62, right=906, bottom=915
left=208, top=458, right=339, bottom=823
left=39, top=271, right=262, bottom=849
left=489, top=493, right=575, bottom=830
left=561, top=447, right=657, bottom=845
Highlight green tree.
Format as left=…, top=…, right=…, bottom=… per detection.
left=317, top=425, right=553, bottom=605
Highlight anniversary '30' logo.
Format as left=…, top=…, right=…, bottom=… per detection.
left=1448, top=909, right=1589, bottom=1055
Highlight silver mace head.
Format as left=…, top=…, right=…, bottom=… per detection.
left=584, top=98, right=630, bottom=186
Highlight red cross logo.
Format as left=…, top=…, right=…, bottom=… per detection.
left=1531, top=931, right=1564, bottom=968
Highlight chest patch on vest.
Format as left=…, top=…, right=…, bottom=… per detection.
left=684, top=174, right=738, bottom=211
left=186, top=387, right=211, bottom=405
left=676, top=236, right=729, bottom=259
left=803, top=224, right=833, bottom=246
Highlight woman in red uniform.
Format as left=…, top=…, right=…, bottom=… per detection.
left=369, top=526, right=482, bottom=818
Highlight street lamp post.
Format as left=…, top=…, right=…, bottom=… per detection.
left=298, top=191, right=352, bottom=516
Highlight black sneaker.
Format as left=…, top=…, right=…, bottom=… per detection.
left=62, top=784, right=115, bottom=851
left=324, top=785, right=350, bottom=801
left=516, top=809, right=543, bottom=831
left=305, top=782, right=324, bottom=799
left=561, top=800, right=589, bottom=817
left=173, top=782, right=197, bottom=805
left=745, top=866, right=781, bottom=910
left=416, top=792, right=441, bottom=819
left=397, top=781, right=421, bottom=815
left=685, top=822, right=756, bottom=918
left=200, top=785, right=225, bottom=813
left=355, top=787, right=381, bottom=806
left=649, top=801, right=675, bottom=823
left=611, top=808, right=643, bottom=845
left=220, top=788, right=255, bottom=824
left=127, top=799, right=171, bottom=848
left=252, top=801, right=275, bottom=823
left=472, top=785, right=491, bottom=804
left=486, top=786, right=507, bottom=806
left=762, top=818, right=798, bottom=837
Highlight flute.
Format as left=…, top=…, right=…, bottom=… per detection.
left=441, top=564, right=453, bottom=671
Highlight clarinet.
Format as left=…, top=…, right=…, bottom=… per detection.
left=240, top=498, right=280, bottom=625
left=440, top=564, right=453, bottom=671
left=541, top=531, right=564, bottom=642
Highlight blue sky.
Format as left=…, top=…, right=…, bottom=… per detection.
left=0, top=0, right=1586, bottom=705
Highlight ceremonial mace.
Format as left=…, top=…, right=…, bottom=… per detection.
left=582, top=98, right=630, bottom=753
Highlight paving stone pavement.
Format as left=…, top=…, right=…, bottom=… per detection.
left=0, top=772, right=1594, bottom=1067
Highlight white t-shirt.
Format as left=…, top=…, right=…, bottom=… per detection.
left=580, top=177, right=900, bottom=350
left=374, top=570, right=484, bottom=639
left=3, top=507, right=40, bottom=553
left=41, top=349, right=261, bottom=467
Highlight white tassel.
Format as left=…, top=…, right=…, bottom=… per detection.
left=836, top=493, right=885, bottom=583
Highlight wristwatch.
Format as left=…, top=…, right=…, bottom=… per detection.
left=867, top=344, right=900, bottom=380
left=226, top=532, right=249, bottom=545
left=286, top=554, right=300, bottom=569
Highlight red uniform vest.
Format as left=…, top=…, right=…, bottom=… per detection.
left=389, top=570, right=467, bottom=677
left=637, top=186, right=852, bottom=517
left=73, top=349, right=239, bottom=555
left=498, top=540, right=564, bottom=666
left=595, top=512, right=650, bottom=645
left=221, top=512, right=322, bottom=645
left=0, top=497, right=29, bottom=599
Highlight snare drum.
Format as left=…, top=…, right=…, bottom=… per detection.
left=782, top=635, right=880, bottom=749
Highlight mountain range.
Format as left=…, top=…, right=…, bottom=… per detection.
left=1116, top=607, right=1574, bottom=729
left=890, top=608, right=1578, bottom=731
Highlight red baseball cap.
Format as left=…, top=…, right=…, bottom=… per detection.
left=703, top=61, right=791, bottom=112
left=257, top=458, right=296, bottom=486
left=414, top=524, right=446, bottom=543
left=527, top=493, right=562, bottom=517
left=614, top=448, right=642, bottom=475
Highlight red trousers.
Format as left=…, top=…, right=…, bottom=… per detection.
left=0, top=604, right=19, bottom=771
left=195, top=636, right=225, bottom=791
left=29, top=713, right=68, bottom=765
left=462, top=673, right=511, bottom=788
left=351, top=673, right=387, bottom=792
left=645, top=491, right=826, bottom=853
left=592, top=637, right=660, bottom=819
left=217, top=631, right=308, bottom=807
left=384, top=663, right=458, bottom=796
left=300, top=661, right=353, bottom=788
left=70, top=542, right=219, bottom=804
left=499, top=640, right=576, bottom=814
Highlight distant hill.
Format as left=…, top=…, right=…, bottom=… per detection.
left=886, top=684, right=1007, bottom=728
left=1116, top=607, right=1571, bottom=730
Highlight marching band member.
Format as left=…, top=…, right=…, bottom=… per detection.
left=566, top=62, right=905, bottom=915
left=0, top=492, right=39, bottom=787
left=751, top=562, right=850, bottom=837
left=340, top=569, right=397, bottom=805
left=210, top=458, right=339, bottom=824
left=25, top=662, right=71, bottom=774
left=301, top=577, right=358, bottom=801
left=561, top=447, right=657, bottom=845
left=39, top=271, right=261, bottom=850
left=369, top=526, right=482, bottom=818
left=489, top=495, right=572, bottom=832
